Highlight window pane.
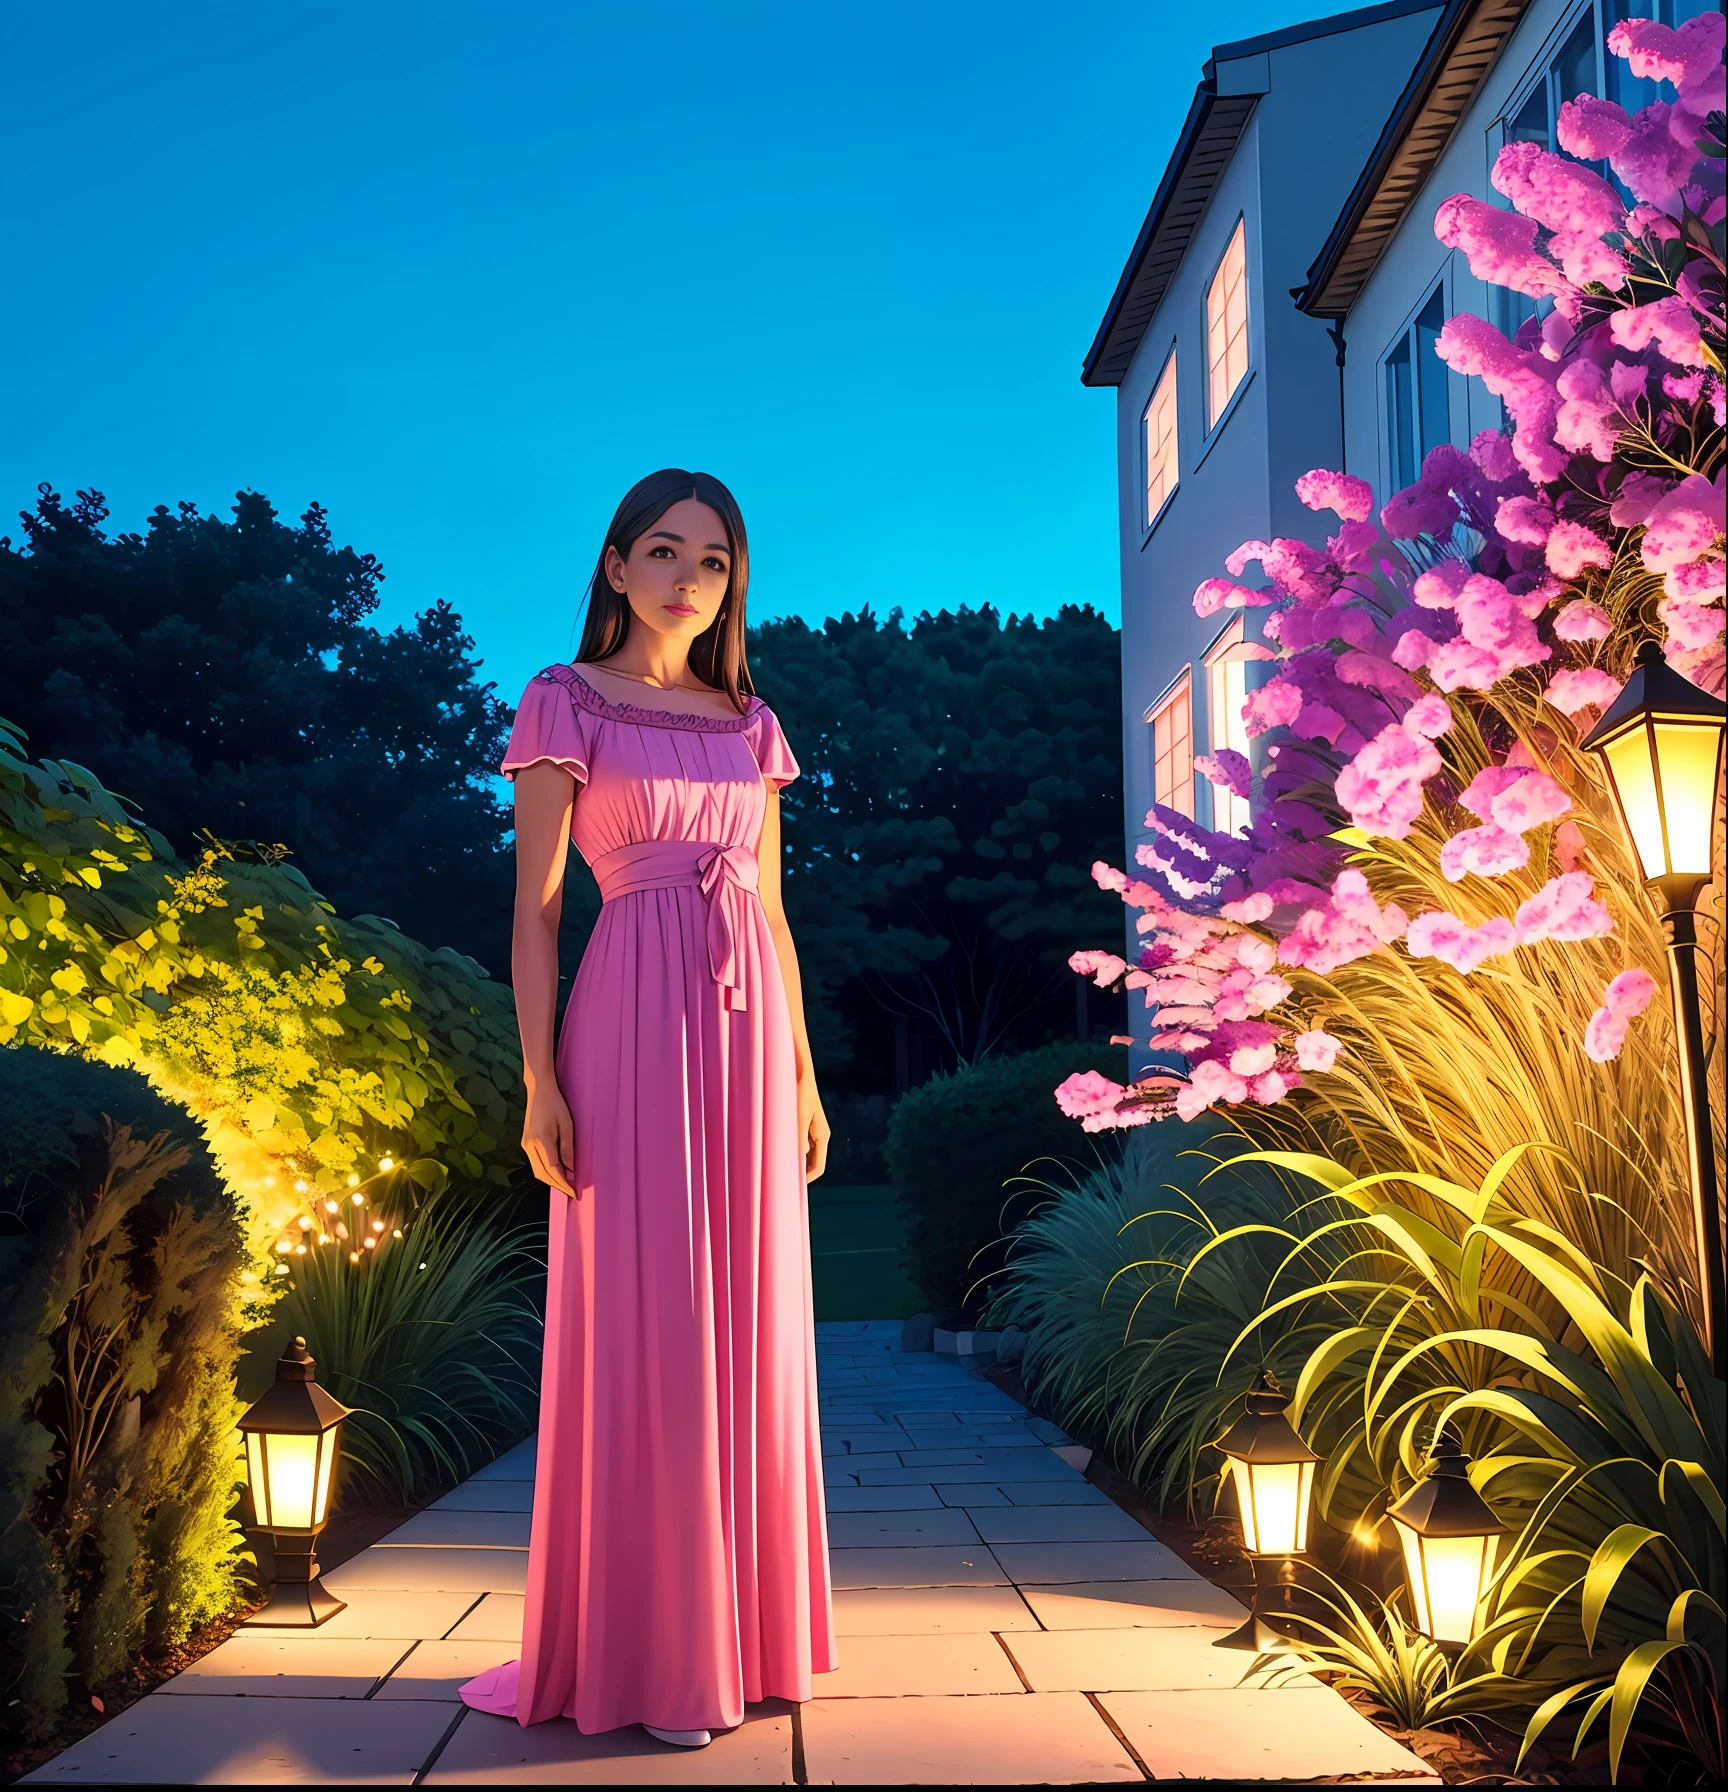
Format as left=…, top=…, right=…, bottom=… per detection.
left=1508, top=79, right=1550, bottom=148
left=1556, top=12, right=1596, bottom=108
left=1144, top=354, right=1179, bottom=525
left=1207, top=220, right=1249, bottom=427
left=1415, top=287, right=1449, bottom=467
left=1385, top=334, right=1414, bottom=490
left=1151, top=674, right=1194, bottom=819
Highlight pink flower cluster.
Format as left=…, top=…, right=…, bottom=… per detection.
left=1058, top=29, right=1718, bottom=1128
left=1584, top=967, right=1659, bottom=1062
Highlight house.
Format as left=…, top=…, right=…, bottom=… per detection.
left=1083, top=0, right=1444, bottom=880
left=1295, top=0, right=1715, bottom=491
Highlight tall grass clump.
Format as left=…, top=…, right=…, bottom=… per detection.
left=262, top=1195, right=542, bottom=1502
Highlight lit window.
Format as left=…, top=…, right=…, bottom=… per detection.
left=1384, top=285, right=1450, bottom=492
left=1143, top=353, right=1179, bottom=527
left=1147, top=671, right=1193, bottom=820
left=1204, top=618, right=1255, bottom=837
left=1206, top=220, right=1249, bottom=428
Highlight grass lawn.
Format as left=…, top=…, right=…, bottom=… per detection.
left=808, top=1183, right=922, bottom=1321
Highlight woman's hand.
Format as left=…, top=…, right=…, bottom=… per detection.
left=522, top=1083, right=578, bottom=1197
left=800, top=1075, right=830, bottom=1182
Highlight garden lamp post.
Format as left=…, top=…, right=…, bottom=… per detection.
left=1581, top=641, right=1727, bottom=1380
left=1387, top=1424, right=1506, bottom=1649
left=239, top=1336, right=351, bottom=1626
left=1213, top=1369, right=1320, bottom=1652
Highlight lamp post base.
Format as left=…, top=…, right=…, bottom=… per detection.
left=245, top=1575, right=346, bottom=1627
left=1213, top=1608, right=1294, bottom=1653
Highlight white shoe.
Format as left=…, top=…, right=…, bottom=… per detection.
left=643, top=1724, right=712, bottom=1748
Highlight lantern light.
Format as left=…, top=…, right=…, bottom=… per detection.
left=1580, top=641, right=1725, bottom=886
left=346, top=1174, right=360, bottom=1188
left=352, top=1193, right=365, bottom=1206
left=1387, top=1424, right=1505, bottom=1648
left=1580, top=643, right=1727, bottom=1378
left=378, top=1156, right=395, bottom=1172
left=349, top=1251, right=361, bottom=1264
left=239, top=1337, right=352, bottom=1626
left=1212, top=1370, right=1321, bottom=1652
left=294, top=1179, right=308, bottom=1194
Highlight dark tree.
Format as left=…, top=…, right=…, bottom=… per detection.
left=748, top=603, right=1124, bottom=1089
left=0, top=486, right=514, bottom=973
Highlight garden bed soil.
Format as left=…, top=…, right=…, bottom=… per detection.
left=1, top=1488, right=438, bottom=1786
left=981, top=1359, right=1620, bottom=1786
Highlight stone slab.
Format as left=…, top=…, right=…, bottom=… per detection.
left=445, top=1594, right=525, bottom=1643
left=829, top=1544, right=1006, bottom=1589
left=380, top=1510, right=532, bottom=1548
left=859, top=1460, right=1073, bottom=1485
left=825, top=1509, right=982, bottom=1548
left=375, top=1639, right=531, bottom=1700
left=430, top=1480, right=535, bottom=1513
left=424, top=1704, right=793, bottom=1784
left=989, top=1539, right=1199, bottom=1584
left=800, top=1691, right=1140, bottom=1785
left=245, top=1590, right=481, bottom=1641
left=823, top=1484, right=943, bottom=1513
left=831, top=1586, right=1038, bottom=1635
left=469, top=1441, right=537, bottom=1481
left=157, top=1633, right=411, bottom=1697
left=1099, top=1687, right=1439, bottom=1780
left=968, top=1506, right=1155, bottom=1545
left=1018, top=1579, right=1250, bottom=1630
left=323, top=1546, right=528, bottom=1596
left=1003, top=1627, right=1318, bottom=1692
left=812, top=1631, right=1024, bottom=1698
left=18, top=1691, right=457, bottom=1784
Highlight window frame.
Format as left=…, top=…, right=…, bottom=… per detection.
left=1145, top=667, right=1195, bottom=822
left=1140, top=347, right=1181, bottom=535
left=1378, top=272, right=1454, bottom=498
left=1202, top=617, right=1256, bottom=838
left=1203, top=217, right=1251, bottom=436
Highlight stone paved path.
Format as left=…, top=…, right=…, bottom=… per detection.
left=26, top=1321, right=1436, bottom=1783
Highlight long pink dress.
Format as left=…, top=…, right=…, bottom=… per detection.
left=458, top=663, right=836, bottom=1733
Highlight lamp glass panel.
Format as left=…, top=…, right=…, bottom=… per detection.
left=1396, top=1519, right=1492, bottom=1645
left=259, top=1430, right=322, bottom=1531
left=312, top=1425, right=339, bottom=1527
left=1651, top=722, right=1722, bottom=876
left=245, top=1432, right=270, bottom=1527
left=1601, top=724, right=1668, bottom=878
left=1233, top=1457, right=1311, bottom=1555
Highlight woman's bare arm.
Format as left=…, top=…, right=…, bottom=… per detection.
left=756, top=787, right=830, bottom=1179
left=512, top=759, right=578, bottom=1195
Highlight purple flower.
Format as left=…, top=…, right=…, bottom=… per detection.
left=1583, top=966, right=1657, bottom=1062
left=1295, top=468, right=1375, bottom=523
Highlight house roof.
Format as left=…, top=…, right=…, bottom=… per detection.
left=1081, top=0, right=1446, bottom=388
left=1294, top=0, right=1535, bottom=316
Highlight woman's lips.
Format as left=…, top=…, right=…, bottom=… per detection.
left=664, top=603, right=699, bottom=617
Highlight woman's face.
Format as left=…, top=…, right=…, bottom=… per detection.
left=605, top=498, right=732, bottom=646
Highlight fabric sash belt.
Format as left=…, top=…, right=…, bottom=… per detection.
left=590, top=839, right=761, bottom=1011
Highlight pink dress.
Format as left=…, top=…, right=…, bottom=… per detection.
left=458, top=663, right=836, bottom=1733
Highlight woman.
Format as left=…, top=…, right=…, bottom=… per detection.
left=459, top=469, right=837, bottom=1747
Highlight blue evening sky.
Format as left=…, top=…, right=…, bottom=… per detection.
left=5, top=1, right=1351, bottom=704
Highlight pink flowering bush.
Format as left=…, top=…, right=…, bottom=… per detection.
left=1058, top=21, right=1723, bottom=1135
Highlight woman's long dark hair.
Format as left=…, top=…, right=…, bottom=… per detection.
left=575, top=468, right=754, bottom=713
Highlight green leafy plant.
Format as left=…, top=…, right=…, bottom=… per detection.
left=1266, top=1571, right=1509, bottom=1733
left=266, top=1195, right=543, bottom=1502
left=1200, top=1145, right=1725, bottom=1782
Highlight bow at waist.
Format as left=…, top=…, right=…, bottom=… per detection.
left=590, top=840, right=761, bottom=1010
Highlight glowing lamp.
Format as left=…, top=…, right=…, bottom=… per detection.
left=1213, top=1370, right=1320, bottom=1651
left=1581, top=643, right=1726, bottom=1378
left=239, top=1336, right=352, bottom=1626
left=1387, top=1425, right=1505, bottom=1648
left=1216, top=1370, right=1320, bottom=1556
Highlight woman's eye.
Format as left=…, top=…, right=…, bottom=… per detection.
left=703, top=557, right=727, bottom=573
left=648, top=546, right=674, bottom=559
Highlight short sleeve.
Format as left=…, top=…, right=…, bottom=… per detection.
left=747, top=702, right=800, bottom=789
left=501, top=668, right=594, bottom=783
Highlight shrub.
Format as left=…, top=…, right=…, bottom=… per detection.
left=986, top=1118, right=1335, bottom=1506
left=886, top=1041, right=1125, bottom=1317
left=0, top=1054, right=250, bottom=1741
